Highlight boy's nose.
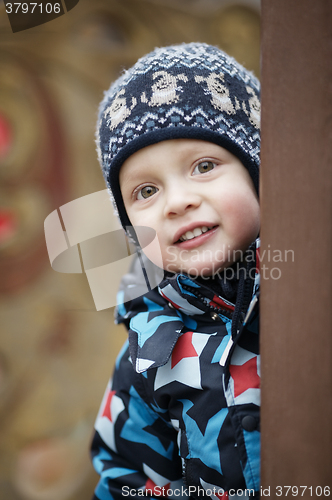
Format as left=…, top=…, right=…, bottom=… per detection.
left=163, top=186, right=201, bottom=218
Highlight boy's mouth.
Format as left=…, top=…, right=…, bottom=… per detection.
left=173, top=224, right=218, bottom=244
left=179, top=225, right=214, bottom=242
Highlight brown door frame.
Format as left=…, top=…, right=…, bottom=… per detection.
left=260, top=1, right=332, bottom=495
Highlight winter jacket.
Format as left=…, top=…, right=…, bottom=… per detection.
left=91, top=245, right=260, bottom=500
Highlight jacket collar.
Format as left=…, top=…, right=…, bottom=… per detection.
left=124, top=273, right=237, bottom=373
left=117, top=239, right=260, bottom=373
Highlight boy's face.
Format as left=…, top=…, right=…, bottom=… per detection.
left=120, top=139, right=260, bottom=277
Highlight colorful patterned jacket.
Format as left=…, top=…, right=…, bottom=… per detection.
left=91, top=249, right=260, bottom=500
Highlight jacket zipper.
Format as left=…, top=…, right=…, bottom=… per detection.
left=181, top=458, right=188, bottom=487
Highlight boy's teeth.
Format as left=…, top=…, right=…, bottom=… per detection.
left=179, top=226, right=211, bottom=242
left=185, top=230, right=195, bottom=240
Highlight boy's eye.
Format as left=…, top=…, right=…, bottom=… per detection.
left=137, top=185, right=158, bottom=200
left=193, top=161, right=216, bottom=175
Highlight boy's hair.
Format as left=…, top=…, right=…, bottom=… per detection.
left=96, top=42, right=260, bottom=230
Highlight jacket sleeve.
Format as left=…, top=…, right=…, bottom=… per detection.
left=90, top=340, right=184, bottom=500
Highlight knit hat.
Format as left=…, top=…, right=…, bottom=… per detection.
left=96, top=42, right=260, bottom=230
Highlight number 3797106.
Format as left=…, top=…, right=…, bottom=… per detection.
left=5, top=3, right=61, bottom=14
left=276, top=486, right=330, bottom=497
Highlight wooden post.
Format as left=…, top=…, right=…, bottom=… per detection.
left=260, top=1, right=332, bottom=496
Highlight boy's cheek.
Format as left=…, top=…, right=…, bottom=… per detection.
left=133, top=225, right=157, bottom=248
left=228, top=199, right=260, bottom=241
left=136, top=233, right=165, bottom=270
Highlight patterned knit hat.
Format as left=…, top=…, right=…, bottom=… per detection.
left=96, top=42, right=260, bottom=230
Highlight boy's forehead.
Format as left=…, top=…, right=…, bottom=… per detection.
left=120, top=139, right=233, bottom=170
left=119, top=139, right=203, bottom=181
left=119, top=139, right=243, bottom=189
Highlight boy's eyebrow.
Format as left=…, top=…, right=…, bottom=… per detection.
left=120, top=166, right=149, bottom=190
left=121, top=170, right=137, bottom=184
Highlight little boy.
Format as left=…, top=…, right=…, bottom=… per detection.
left=91, top=43, right=261, bottom=500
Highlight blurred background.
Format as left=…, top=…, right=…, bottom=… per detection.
left=0, top=0, right=260, bottom=498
